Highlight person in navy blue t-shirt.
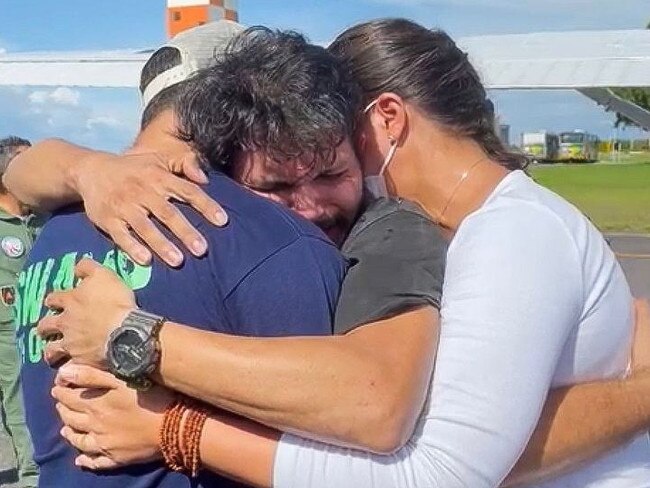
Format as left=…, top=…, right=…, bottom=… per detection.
left=17, top=169, right=345, bottom=488
left=15, top=25, right=359, bottom=488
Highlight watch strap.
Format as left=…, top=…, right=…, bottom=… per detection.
left=120, top=375, right=155, bottom=391
left=123, top=309, right=165, bottom=337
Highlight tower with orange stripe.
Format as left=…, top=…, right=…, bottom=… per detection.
left=167, top=0, right=239, bottom=38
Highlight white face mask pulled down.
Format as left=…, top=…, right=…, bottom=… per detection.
left=362, top=99, right=398, bottom=199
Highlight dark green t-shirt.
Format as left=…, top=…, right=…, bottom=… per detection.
left=334, top=198, right=447, bottom=334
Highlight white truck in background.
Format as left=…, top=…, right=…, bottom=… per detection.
left=521, top=131, right=560, bottom=163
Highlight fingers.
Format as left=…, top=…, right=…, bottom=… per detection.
left=37, top=312, right=64, bottom=341
left=56, top=403, right=92, bottom=434
left=123, top=179, right=222, bottom=264
left=179, top=153, right=208, bottom=185
left=43, top=340, right=69, bottom=368
left=141, top=198, right=207, bottom=260
left=60, top=425, right=103, bottom=456
left=89, top=164, right=227, bottom=267
left=52, top=387, right=88, bottom=413
left=74, top=258, right=104, bottom=280
left=43, top=290, right=69, bottom=312
left=55, top=368, right=75, bottom=387
left=104, top=223, right=152, bottom=266
left=38, top=310, right=69, bottom=366
left=56, top=364, right=122, bottom=390
left=166, top=177, right=228, bottom=227
left=75, top=454, right=117, bottom=471
left=124, top=208, right=184, bottom=267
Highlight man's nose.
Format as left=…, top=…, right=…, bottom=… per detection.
left=288, top=192, right=327, bottom=224
left=292, top=206, right=328, bottom=224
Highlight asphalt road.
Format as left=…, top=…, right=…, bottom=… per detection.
left=0, top=234, right=648, bottom=485
left=607, top=234, right=650, bottom=299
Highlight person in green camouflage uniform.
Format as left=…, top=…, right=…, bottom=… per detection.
left=0, top=137, right=39, bottom=488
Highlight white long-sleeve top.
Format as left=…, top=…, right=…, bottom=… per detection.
left=273, top=170, right=650, bottom=488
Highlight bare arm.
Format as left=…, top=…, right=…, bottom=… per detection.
left=505, top=374, right=650, bottom=486
left=44, top=293, right=439, bottom=454
left=2, top=138, right=99, bottom=210
left=3, top=138, right=227, bottom=266
left=177, top=300, right=650, bottom=485
left=205, top=303, right=650, bottom=486
left=203, top=372, right=650, bottom=488
left=505, top=298, right=650, bottom=486
left=197, top=412, right=279, bottom=488
left=208, top=371, right=650, bottom=488
left=55, top=365, right=650, bottom=488
left=52, top=300, right=650, bottom=486
left=155, top=306, right=438, bottom=453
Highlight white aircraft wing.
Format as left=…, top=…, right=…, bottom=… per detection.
left=456, top=29, right=650, bottom=129
left=1, top=30, right=649, bottom=128
left=2, top=30, right=649, bottom=90
left=0, top=49, right=152, bottom=88
left=458, top=29, right=650, bottom=90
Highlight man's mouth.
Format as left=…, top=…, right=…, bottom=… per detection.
left=325, top=228, right=345, bottom=247
left=317, top=220, right=348, bottom=247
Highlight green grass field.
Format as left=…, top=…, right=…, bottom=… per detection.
left=529, top=153, right=650, bottom=233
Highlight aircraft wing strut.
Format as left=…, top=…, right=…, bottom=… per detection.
left=578, top=88, right=650, bottom=131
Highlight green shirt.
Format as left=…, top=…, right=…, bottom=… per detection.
left=0, top=209, right=44, bottom=325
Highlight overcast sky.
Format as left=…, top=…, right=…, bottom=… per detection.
left=1, top=0, right=648, bottom=151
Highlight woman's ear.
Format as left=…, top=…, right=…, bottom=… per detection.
left=372, top=92, right=407, bottom=145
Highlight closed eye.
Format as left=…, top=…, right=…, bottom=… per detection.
left=248, top=181, right=295, bottom=193
left=319, top=171, right=345, bottom=181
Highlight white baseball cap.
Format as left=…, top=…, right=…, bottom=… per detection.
left=141, top=20, right=245, bottom=108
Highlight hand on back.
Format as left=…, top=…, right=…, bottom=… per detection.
left=76, top=150, right=228, bottom=267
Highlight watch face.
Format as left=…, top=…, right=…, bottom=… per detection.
left=110, top=328, right=151, bottom=377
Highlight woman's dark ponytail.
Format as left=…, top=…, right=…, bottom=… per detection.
left=329, top=19, right=528, bottom=171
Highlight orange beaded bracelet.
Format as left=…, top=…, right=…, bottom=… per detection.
left=182, top=401, right=209, bottom=477
left=160, top=397, right=208, bottom=477
left=160, top=398, right=186, bottom=472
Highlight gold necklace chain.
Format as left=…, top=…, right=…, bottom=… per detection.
left=439, top=157, right=488, bottom=222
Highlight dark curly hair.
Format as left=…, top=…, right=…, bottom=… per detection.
left=176, top=27, right=362, bottom=172
left=329, top=19, right=528, bottom=171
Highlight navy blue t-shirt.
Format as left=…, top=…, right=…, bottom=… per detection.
left=16, top=171, right=345, bottom=488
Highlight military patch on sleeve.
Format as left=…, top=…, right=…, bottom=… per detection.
left=1, top=236, right=25, bottom=258
left=1, top=286, right=16, bottom=306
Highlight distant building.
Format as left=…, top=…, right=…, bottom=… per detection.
left=167, top=0, right=239, bottom=38
left=499, top=124, right=510, bottom=146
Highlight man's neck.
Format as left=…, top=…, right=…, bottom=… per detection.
left=0, top=191, right=27, bottom=217
left=131, top=109, right=190, bottom=159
